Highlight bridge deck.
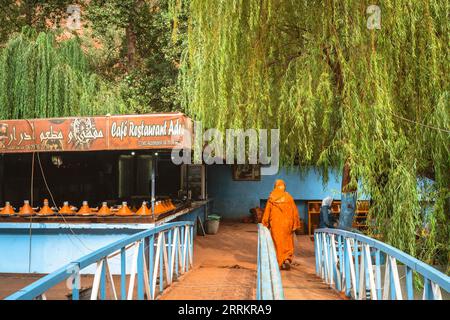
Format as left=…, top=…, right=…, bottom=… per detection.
left=282, top=235, right=345, bottom=300
left=160, top=222, right=343, bottom=300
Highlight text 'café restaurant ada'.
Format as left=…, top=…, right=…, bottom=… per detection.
left=0, top=113, right=212, bottom=273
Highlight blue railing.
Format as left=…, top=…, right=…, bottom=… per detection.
left=6, top=221, right=194, bottom=300
left=315, top=228, right=450, bottom=300
left=256, top=224, right=284, bottom=300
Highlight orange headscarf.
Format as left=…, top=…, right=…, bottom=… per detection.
left=269, top=179, right=289, bottom=203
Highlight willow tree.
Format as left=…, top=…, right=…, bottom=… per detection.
left=175, top=1, right=449, bottom=268
left=0, top=28, right=126, bottom=119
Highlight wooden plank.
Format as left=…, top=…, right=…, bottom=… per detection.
left=197, top=215, right=206, bottom=236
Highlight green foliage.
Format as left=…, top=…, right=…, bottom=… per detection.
left=85, top=0, right=188, bottom=112
left=1, top=0, right=187, bottom=114
left=0, top=28, right=126, bottom=119
left=177, top=0, right=450, bottom=268
left=0, top=0, right=73, bottom=44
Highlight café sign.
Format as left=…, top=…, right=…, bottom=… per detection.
left=0, top=113, right=191, bottom=153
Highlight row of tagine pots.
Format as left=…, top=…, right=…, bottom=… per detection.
left=0, top=199, right=176, bottom=217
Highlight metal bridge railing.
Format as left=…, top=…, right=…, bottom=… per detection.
left=315, top=228, right=450, bottom=300
left=256, top=224, right=284, bottom=300
left=5, top=221, right=194, bottom=300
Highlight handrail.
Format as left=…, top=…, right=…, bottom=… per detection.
left=314, top=228, right=450, bottom=300
left=256, top=224, right=284, bottom=300
left=6, top=221, right=194, bottom=300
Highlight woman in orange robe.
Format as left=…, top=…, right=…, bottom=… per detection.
left=262, top=179, right=300, bottom=269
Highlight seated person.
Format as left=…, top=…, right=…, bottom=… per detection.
left=319, top=196, right=337, bottom=228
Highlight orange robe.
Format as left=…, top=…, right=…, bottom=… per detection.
left=262, top=182, right=300, bottom=267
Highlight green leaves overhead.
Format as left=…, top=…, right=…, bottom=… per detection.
left=178, top=0, right=449, bottom=268
left=0, top=28, right=125, bottom=119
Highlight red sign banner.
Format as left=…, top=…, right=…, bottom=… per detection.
left=0, top=113, right=192, bottom=153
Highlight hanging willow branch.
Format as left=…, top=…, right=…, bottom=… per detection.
left=0, top=28, right=125, bottom=119
left=174, top=0, right=450, bottom=269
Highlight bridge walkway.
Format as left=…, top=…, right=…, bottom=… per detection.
left=160, top=222, right=343, bottom=300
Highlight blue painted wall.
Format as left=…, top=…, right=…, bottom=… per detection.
left=207, top=165, right=351, bottom=223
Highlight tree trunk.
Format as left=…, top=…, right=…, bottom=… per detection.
left=338, top=160, right=358, bottom=230
left=25, top=0, right=34, bottom=25
left=125, top=0, right=145, bottom=71
left=126, top=23, right=137, bottom=71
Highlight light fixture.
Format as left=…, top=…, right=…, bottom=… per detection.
left=52, top=155, right=63, bottom=168
left=155, top=152, right=159, bottom=156
left=131, top=151, right=136, bottom=156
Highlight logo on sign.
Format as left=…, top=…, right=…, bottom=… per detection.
left=68, top=118, right=104, bottom=150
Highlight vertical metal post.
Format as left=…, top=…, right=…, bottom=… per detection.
left=375, top=249, right=382, bottom=300
left=100, top=259, right=106, bottom=300
left=148, top=235, right=155, bottom=299
left=314, top=233, right=319, bottom=275
left=338, top=235, right=344, bottom=287
left=331, top=235, right=339, bottom=290
left=344, top=239, right=351, bottom=297
left=405, top=266, right=414, bottom=300
left=328, top=235, right=333, bottom=285
left=424, top=277, right=433, bottom=300
left=137, top=240, right=144, bottom=300
left=180, top=226, right=185, bottom=272
left=174, top=230, right=179, bottom=278
left=322, top=233, right=329, bottom=283
left=121, top=247, right=126, bottom=300
left=151, top=156, right=156, bottom=220
left=389, top=259, right=396, bottom=300
left=72, top=269, right=80, bottom=300
left=364, top=246, right=370, bottom=299
left=167, top=229, right=172, bottom=283
left=159, top=234, right=164, bottom=293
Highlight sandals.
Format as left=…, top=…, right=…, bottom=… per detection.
left=281, top=260, right=291, bottom=270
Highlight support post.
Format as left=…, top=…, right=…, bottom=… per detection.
left=151, top=155, right=156, bottom=221
left=121, top=247, right=126, bottom=300
left=344, top=239, right=351, bottom=297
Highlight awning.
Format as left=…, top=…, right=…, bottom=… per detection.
left=0, top=113, right=192, bottom=153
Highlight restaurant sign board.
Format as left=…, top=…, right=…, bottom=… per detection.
left=0, top=113, right=192, bottom=153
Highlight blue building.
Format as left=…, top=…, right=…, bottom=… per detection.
left=207, top=165, right=346, bottom=223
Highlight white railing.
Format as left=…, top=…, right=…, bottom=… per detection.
left=256, top=224, right=284, bottom=300
left=6, top=221, right=194, bottom=300
left=315, top=228, right=450, bottom=300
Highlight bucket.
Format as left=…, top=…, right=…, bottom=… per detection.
left=206, top=215, right=220, bottom=235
